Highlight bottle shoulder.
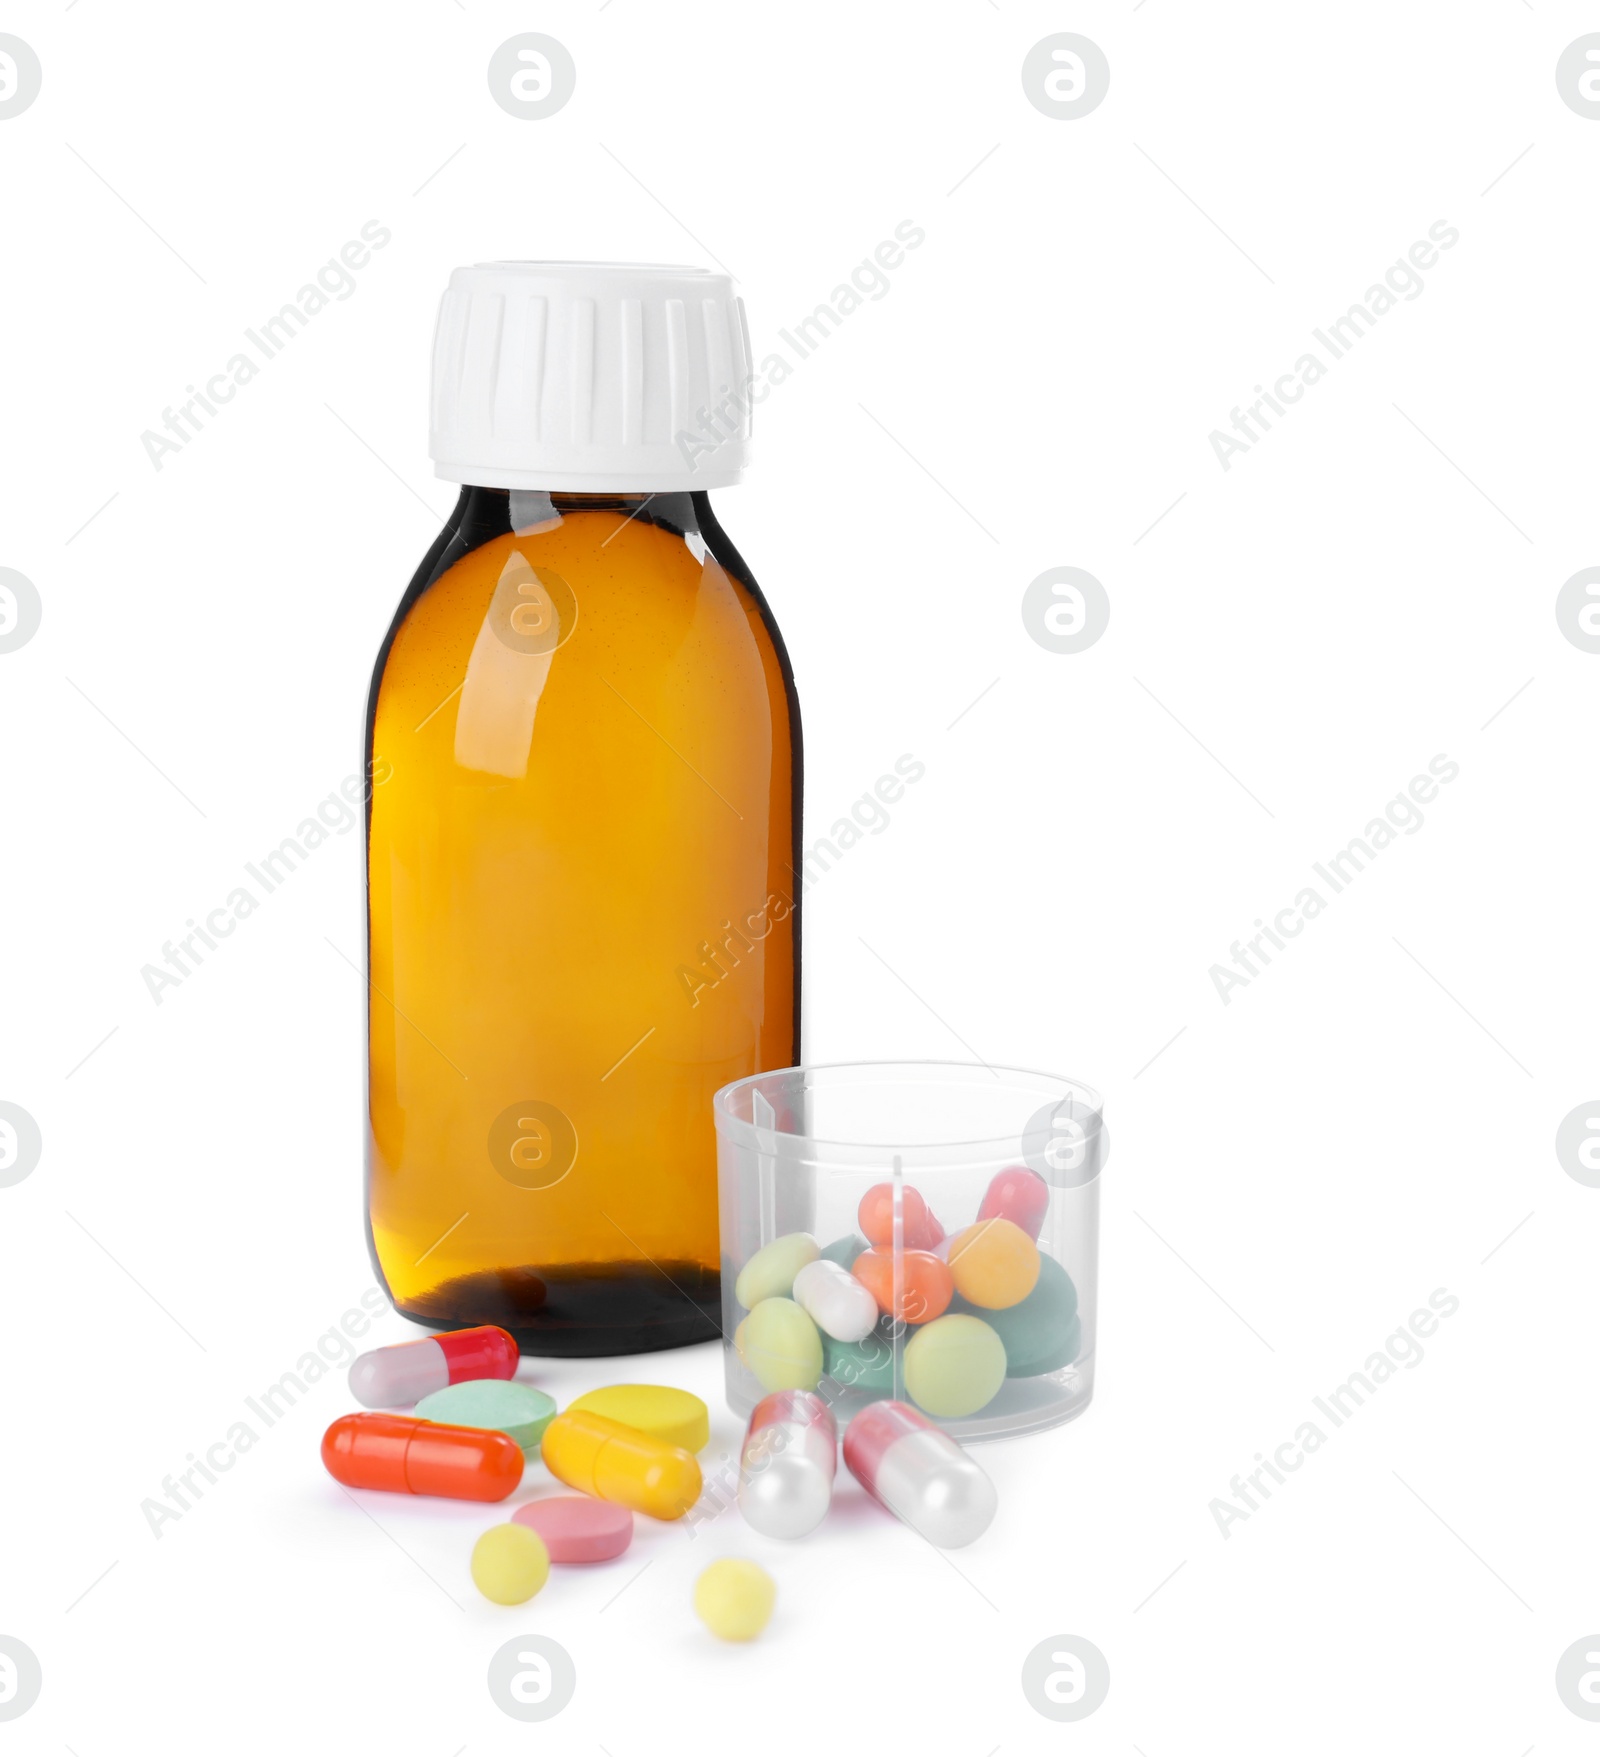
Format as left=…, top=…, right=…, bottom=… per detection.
left=376, top=513, right=781, bottom=681
left=366, top=503, right=799, bottom=789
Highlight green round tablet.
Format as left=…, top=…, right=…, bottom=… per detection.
left=415, top=1380, right=557, bottom=1452
left=821, top=1321, right=898, bottom=1393
left=819, top=1232, right=869, bottom=1270
left=955, top=1251, right=1080, bottom=1377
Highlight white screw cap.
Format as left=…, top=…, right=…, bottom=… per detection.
left=429, top=261, right=752, bottom=492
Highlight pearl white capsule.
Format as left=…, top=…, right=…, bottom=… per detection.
left=791, top=1257, right=878, bottom=1342
left=843, top=1400, right=996, bottom=1549
left=737, top=1390, right=838, bottom=1539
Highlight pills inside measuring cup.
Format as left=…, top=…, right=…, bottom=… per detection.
left=729, top=1157, right=1084, bottom=1426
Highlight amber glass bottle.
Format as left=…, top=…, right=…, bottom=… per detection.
left=364, top=264, right=799, bottom=1354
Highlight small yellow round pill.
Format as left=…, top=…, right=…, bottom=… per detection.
left=693, top=1558, right=776, bottom=1642
left=471, top=1522, right=550, bottom=1605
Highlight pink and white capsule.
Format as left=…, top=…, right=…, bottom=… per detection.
left=737, top=1390, right=838, bottom=1539
left=347, top=1325, right=518, bottom=1408
left=792, top=1257, right=878, bottom=1342
left=843, top=1400, right=996, bottom=1549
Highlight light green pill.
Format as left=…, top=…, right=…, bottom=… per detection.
left=741, top=1296, right=823, bottom=1393
left=415, top=1379, right=557, bottom=1453
left=734, top=1232, right=820, bottom=1309
left=903, top=1313, right=1007, bottom=1418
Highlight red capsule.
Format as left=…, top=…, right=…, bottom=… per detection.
left=977, top=1165, right=1050, bottom=1241
left=321, top=1412, right=524, bottom=1501
left=434, top=1324, right=519, bottom=1380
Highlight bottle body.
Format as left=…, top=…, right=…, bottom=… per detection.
left=365, top=488, right=799, bottom=1354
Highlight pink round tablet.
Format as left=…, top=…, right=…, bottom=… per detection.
left=511, top=1495, right=634, bottom=1562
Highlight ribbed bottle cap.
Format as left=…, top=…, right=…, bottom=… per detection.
left=429, top=261, right=752, bottom=492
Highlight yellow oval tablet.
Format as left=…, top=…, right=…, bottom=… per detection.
left=567, top=1384, right=710, bottom=1453
left=694, top=1558, right=776, bottom=1641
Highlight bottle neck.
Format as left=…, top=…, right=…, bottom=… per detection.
left=450, top=485, right=705, bottom=545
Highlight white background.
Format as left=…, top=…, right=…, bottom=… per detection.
left=3, top=0, right=1598, bottom=1748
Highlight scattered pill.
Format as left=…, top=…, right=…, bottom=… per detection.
left=858, top=1183, right=944, bottom=1250
left=738, top=1390, right=837, bottom=1539
left=843, top=1400, right=997, bottom=1549
left=852, top=1247, right=954, bottom=1323
left=540, top=1409, right=702, bottom=1520
left=321, top=1412, right=524, bottom=1501
left=792, top=1257, right=878, bottom=1342
left=903, top=1313, right=1008, bottom=1418
left=568, top=1384, right=709, bottom=1452
left=471, top=1522, right=550, bottom=1605
left=819, top=1232, right=869, bottom=1269
left=734, top=1232, right=819, bottom=1308
left=347, top=1324, right=518, bottom=1408
left=740, top=1296, right=824, bottom=1393
left=977, top=1164, right=1050, bottom=1241
left=694, top=1558, right=776, bottom=1642
left=512, top=1495, right=634, bottom=1562
left=958, top=1252, right=1081, bottom=1376
left=821, top=1324, right=898, bottom=1393
left=415, top=1379, right=556, bottom=1453
left=946, top=1217, right=1040, bottom=1310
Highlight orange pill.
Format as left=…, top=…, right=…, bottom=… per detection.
left=857, top=1183, right=944, bottom=1250
left=852, top=1247, right=953, bottom=1323
left=946, top=1217, right=1040, bottom=1310
left=321, top=1412, right=524, bottom=1501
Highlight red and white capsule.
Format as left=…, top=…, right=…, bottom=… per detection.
left=737, top=1390, right=837, bottom=1539
left=843, top=1400, right=996, bottom=1549
left=347, top=1324, right=518, bottom=1408
left=978, top=1164, right=1050, bottom=1241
